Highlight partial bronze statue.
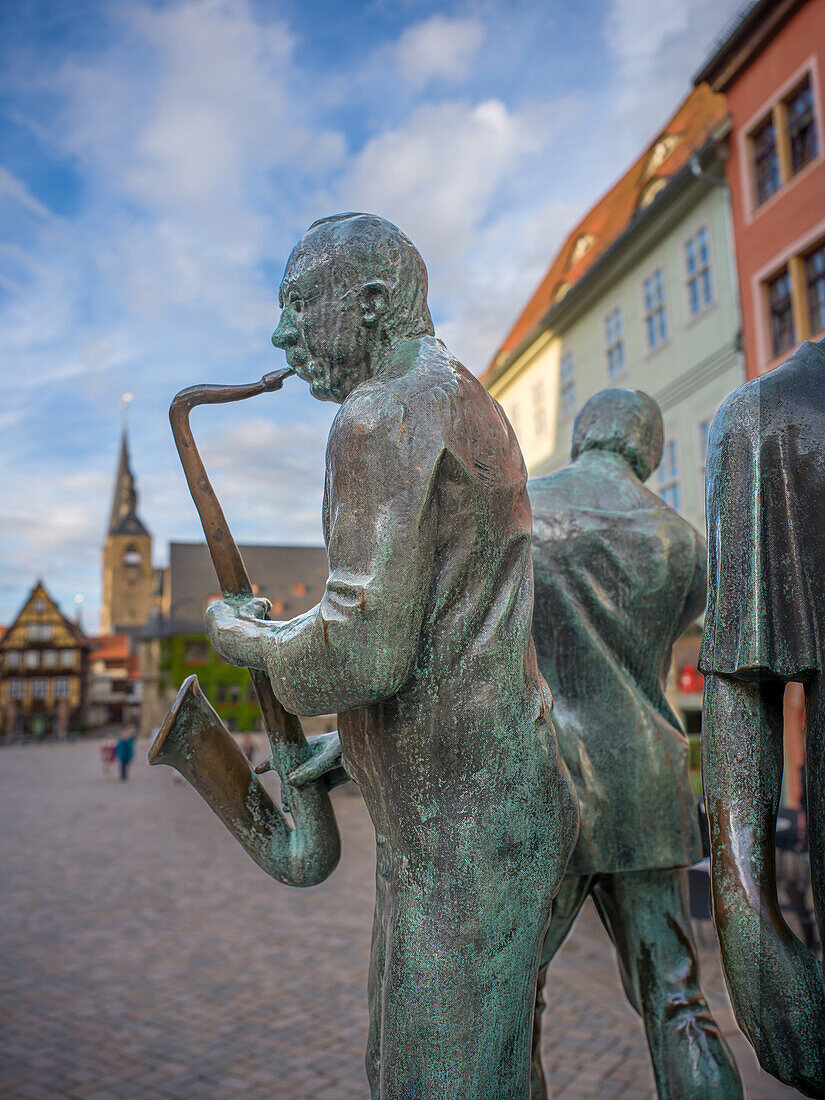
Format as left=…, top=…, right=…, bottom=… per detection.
left=528, top=389, right=742, bottom=1099
left=157, top=213, right=578, bottom=1098
left=700, top=337, right=825, bottom=1098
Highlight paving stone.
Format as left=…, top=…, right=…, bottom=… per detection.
left=0, top=739, right=807, bottom=1098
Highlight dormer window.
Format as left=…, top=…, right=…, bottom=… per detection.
left=638, top=178, right=668, bottom=211
left=553, top=281, right=571, bottom=304
left=569, top=234, right=595, bottom=266
left=646, top=134, right=680, bottom=177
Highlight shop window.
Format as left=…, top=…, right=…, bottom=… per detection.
left=752, top=116, right=780, bottom=205
left=787, top=76, right=818, bottom=175
left=658, top=440, right=681, bottom=511
left=805, top=241, right=825, bottom=335
left=643, top=269, right=667, bottom=350
left=560, top=354, right=577, bottom=418
left=685, top=228, right=713, bottom=316
left=532, top=380, right=548, bottom=436
left=767, top=268, right=795, bottom=356
left=605, top=308, right=625, bottom=379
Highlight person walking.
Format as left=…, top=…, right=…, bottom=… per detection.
left=115, top=728, right=135, bottom=781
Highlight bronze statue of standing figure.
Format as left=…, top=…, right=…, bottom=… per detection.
left=528, top=388, right=742, bottom=1099
left=158, top=213, right=579, bottom=1098
left=701, top=337, right=825, bottom=1098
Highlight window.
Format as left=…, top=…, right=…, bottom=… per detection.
left=658, top=440, right=681, bottom=511
left=32, top=678, right=47, bottom=700
left=643, top=270, right=667, bottom=350
left=508, top=404, right=521, bottom=435
left=685, top=228, right=713, bottom=316
left=123, top=544, right=142, bottom=566
left=229, top=683, right=241, bottom=704
left=42, top=650, right=57, bottom=669
left=699, top=419, right=712, bottom=471
left=8, top=679, right=24, bottom=700
left=767, top=268, right=795, bottom=356
left=184, top=640, right=209, bottom=665
left=54, top=678, right=70, bottom=700
left=5, top=651, right=19, bottom=669
left=60, top=649, right=76, bottom=669
left=33, top=599, right=46, bottom=614
left=605, top=308, right=625, bottom=379
left=25, top=650, right=39, bottom=669
left=27, top=624, right=53, bottom=642
left=752, top=116, right=780, bottom=204
left=806, top=242, right=825, bottom=335
left=216, top=682, right=226, bottom=704
left=560, top=354, right=577, bottom=418
left=532, top=380, right=548, bottom=436
left=787, top=77, right=818, bottom=175
left=290, top=583, right=307, bottom=597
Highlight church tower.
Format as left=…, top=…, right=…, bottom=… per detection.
left=101, top=431, right=154, bottom=637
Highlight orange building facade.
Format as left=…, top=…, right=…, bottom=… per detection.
left=696, top=0, right=825, bottom=378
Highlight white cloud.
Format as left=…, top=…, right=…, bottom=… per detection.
left=395, top=15, right=485, bottom=88
left=0, top=165, right=54, bottom=220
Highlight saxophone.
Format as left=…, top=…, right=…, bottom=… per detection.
left=148, top=369, right=341, bottom=887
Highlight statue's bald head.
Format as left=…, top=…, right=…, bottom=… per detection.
left=571, top=388, right=663, bottom=481
left=290, top=212, right=434, bottom=341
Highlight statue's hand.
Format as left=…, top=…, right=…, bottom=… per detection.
left=723, top=913, right=825, bottom=1092
left=287, top=731, right=346, bottom=788
left=236, top=596, right=272, bottom=622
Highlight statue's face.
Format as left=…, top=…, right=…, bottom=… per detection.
left=272, top=246, right=374, bottom=404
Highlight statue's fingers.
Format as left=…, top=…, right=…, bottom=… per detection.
left=288, top=743, right=343, bottom=787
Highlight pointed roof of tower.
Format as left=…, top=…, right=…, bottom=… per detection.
left=107, top=430, right=150, bottom=538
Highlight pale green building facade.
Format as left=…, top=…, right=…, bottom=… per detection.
left=486, top=164, right=744, bottom=540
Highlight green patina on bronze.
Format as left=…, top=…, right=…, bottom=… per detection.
left=527, top=388, right=742, bottom=1100
left=700, top=338, right=825, bottom=1098
left=159, top=213, right=579, bottom=1098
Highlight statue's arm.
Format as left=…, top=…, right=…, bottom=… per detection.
left=213, top=395, right=439, bottom=716
left=703, top=674, right=825, bottom=1090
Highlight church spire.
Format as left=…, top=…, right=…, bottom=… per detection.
left=108, top=429, right=139, bottom=535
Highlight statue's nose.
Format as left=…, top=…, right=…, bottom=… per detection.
left=272, top=312, right=297, bottom=349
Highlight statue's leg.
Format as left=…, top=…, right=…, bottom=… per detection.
left=591, top=869, right=743, bottom=1100
left=376, top=870, right=553, bottom=1099
left=365, top=867, right=389, bottom=1100
left=530, top=875, right=592, bottom=1100
left=806, top=673, right=824, bottom=948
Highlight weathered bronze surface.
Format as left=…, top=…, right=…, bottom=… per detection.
left=529, top=388, right=742, bottom=1099
left=204, top=213, right=578, bottom=1098
left=700, top=338, right=825, bottom=1097
left=149, top=369, right=341, bottom=887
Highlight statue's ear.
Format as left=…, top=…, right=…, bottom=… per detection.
left=358, top=280, right=390, bottom=326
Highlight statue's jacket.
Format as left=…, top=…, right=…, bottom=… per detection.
left=262, top=334, right=577, bottom=916
left=529, top=458, right=705, bottom=876
left=700, top=337, right=825, bottom=683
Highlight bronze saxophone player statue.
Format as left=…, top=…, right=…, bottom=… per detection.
left=198, top=212, right=578, bottom=1098
left=148, top=368, right=342, bottom=888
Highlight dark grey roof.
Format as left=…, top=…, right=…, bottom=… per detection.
left=111, top=509, right=151, bottom=538
left=163, top=541, right=329, bottom=634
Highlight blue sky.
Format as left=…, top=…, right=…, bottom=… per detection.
left=0, top=0, right=744, bottom=630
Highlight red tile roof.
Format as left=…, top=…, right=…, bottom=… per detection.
left=88, top=634, right=131, bottom=663
left=482, top=83, right=728, bottom=382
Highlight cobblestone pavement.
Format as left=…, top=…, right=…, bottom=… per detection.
left=1, top=739, right=804, bottom=1099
